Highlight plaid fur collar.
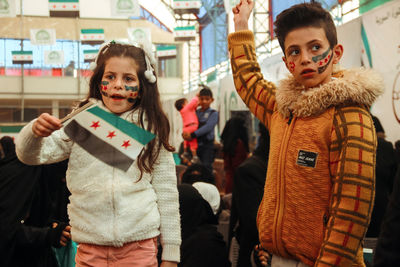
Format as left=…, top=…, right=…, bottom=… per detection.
left=275, top=68, right=384, bottom=118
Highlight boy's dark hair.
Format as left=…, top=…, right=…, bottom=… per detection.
left=175, top=98, right=187, bottom=111
left=274, top=2, right=337, bottom=53
left=199, top=84, right=213, bottom=98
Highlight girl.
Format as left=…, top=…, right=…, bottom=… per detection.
left=15, top=42, right=181, bottom=267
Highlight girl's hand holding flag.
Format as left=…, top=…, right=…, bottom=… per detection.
left=33, top=113, right=62, bottom=137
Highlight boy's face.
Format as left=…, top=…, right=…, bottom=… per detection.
left=282, top=27, right=343, bottom=89
left=199, top=95, right=213, bottom=111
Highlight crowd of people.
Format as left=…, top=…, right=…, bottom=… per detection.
left=1, top=1, right=400, bottom=267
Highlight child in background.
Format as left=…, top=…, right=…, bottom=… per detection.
left=16, top=42, right=181, bottom=267
left=182, top=85, right=219, bottom=171
left=230, top=1, right=383, bottom=266
left=175, top=94, right=200, bottom=164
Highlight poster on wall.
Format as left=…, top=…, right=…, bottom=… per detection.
left=111, top=0, right=140, bottom=17
left=44, top=50, right=64, bottom=65
left=30, top=29, right=56, bottom=46
left=127, top=27, right=152, bottom=46
left=0, top=0, right=16, bottom=17
left=362, top=0, right=400, bottom=143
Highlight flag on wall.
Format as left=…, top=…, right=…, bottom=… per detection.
left=12, top=51, right=33, bottom=64
left=30, top=29, right=56, bottom=46
left=80, top=29, right=105, bottom=45
left=0, top=0, right=16, bottom=17
left=44, top=50, right=64, bottom=65
left=174, top=26, right=196, bottom=41
left=64, top=105, right=155, bottom=171
left=83, top=49, right=98, bottom=63
left=173, top=0, right=201, bottom=14
left=111, top=0, right=140, bottom=18
left=156, top=45, right=177, bottom=59
left=49, top=0, right=79, bottom=18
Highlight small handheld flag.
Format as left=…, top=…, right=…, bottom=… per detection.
left=64, top=105, right=155, bottom=171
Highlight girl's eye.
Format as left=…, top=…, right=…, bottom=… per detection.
left=105, top=75, right=114, bottom=80
left=125, top=77, right=135, bottom=82
left=312, top=45, right=321, bottom=51
left=289, top=49, right=299, bottom=56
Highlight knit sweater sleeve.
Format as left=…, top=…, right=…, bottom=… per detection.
left=228, top=30, right=277, bottom=130
left=15, top=120, right=72, bottom=165
left=151, top=146, right=181, bottom=262
left=315, top=106, right=376, bottom=266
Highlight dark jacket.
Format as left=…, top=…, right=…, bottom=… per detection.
left=374, top=167, right=400, bottom=266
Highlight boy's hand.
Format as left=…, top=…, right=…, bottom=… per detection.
left=232, top=0, right=254, bottom=31
left=33, top=113, right=62, bottom=137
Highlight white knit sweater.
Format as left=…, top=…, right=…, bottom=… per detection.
left=15, top=102, right=181, bottom=262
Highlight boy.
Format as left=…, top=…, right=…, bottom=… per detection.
left=175, top=94, right=200, bottom=164
left=229, top=1, right=383, bottom=266
left=182, top=85, right=218, bottom=171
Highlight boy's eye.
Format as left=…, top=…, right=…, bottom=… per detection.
left=289, top=49, right=299, bottom=56
left=312, top=45, right=321, bottom=51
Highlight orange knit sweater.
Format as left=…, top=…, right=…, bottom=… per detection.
left=228, top=30, right=384, bottom=267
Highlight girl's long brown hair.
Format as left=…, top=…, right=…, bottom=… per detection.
left=80, top=43, right=174, bottom=177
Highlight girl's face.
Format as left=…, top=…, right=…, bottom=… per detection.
left=100, top=56, right=140, bottom=114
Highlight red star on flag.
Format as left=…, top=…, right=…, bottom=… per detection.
left=107, top=131, right=116, bottom=139
left=73, top=5, right=76, bottom=8
left=53, top=5, right=56, bottom=8
left=122, top=140, right=131, bottom=149
left=90, top=121, right=100, bottom=130
left=63, top=5, right=66, bottom=8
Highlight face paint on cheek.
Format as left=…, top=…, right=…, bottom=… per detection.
left=125, top=85, right=139, bottom=92
left=101, top=81, right=109, bottom=91
left=312, top=48, right=331, bottom=63
left=317, top=52, right=333, bottom=74
left=288, top=62, right=295, bottom=72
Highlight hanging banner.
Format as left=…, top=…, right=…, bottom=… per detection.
left=174, top=26, right=196, bottom=41
left=12, top=51, right=33, bottom=64
left=173, top=0, right=201, bottom=14
left=127, top=27, right=152, bottom=46
left=30, top=29, right=56, bottom=46
left=156, top=45, right=177, bottom=59
left=80, top=29, right=105, bottom=45
left=44, top=50, right=64, bottom=65
left=110, top=0, right=140, bottom=18
left=362, top=0, right=400, bottom=143
left=83, top=49, right=98, bottom=63
left=0, top=0, right=16, bottom=17
left=49, top=0, right=79, bottom=18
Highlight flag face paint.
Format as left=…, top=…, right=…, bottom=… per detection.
left=101, top=81, right=109, bottom=91
left=317, top=52, right=333, bottom=74
left=312, top=48, right=330, bottom=63
left=125, top=85, right=139, bottom=100
left=64, top=105, right=155, bottom=171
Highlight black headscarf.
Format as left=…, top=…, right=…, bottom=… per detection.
left=178, top=184, right=230, bottom=267
left=221, top=117, right=249, bottom=156
left=181, top=163, right=215, bottom=185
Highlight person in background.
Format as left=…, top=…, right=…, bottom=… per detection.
left=220, top=117, right=249, bottom=194
left=229, top=122, right=270, bottom=267
left=366, top=116, right=397, bottom=237
left=0, top=136, right=70, bottom=267
left=182, top=85, right=219, bottom=172
left=178, top=184, right=231, bottom=267
left=181, top=163, right=216, bottom=185
left=230, top=1, right=382, bottom=266
left=373, top=168, right=400, bottom=267
left=175, top=93, right=200, bottom=164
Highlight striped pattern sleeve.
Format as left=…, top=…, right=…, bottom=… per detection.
left=315, top=105, right=376, bottom=267
left=228, top=30, right=277, bottom=130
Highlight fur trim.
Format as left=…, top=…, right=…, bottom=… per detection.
left=275, top=68, right=384, bottom=118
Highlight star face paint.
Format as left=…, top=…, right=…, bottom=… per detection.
left=288, top=61, right=296, bottom=72
left=317, top=52, right=333, bottom=74
left=125, top=85, right=139, bottom=103
left=101, top=81, right=109, bottom=91
left=312, top=48, right=330, bottom=63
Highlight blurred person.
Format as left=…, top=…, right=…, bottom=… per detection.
left=182, top=85, right=219, bottom=171
left=229, top=123, right=270, bottom=267
left=175, top=93, right=200, bottom=164
left=367, top=116, right=397, bottom=237
left=181, top=163, right=216, bottom=185
left=0, top=136, right=70, bottom=267
left=178, top=184, right=231, bottom=267
left=220, top=117, right=249, bottom=194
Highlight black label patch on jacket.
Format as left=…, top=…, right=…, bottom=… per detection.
left=296, top=150, right=318, bottom=168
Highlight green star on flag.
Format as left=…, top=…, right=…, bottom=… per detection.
left=64, top=105, right=155, bottom=171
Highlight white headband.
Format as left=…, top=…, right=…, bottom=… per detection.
left=90, top=40, right=157, bottom=84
